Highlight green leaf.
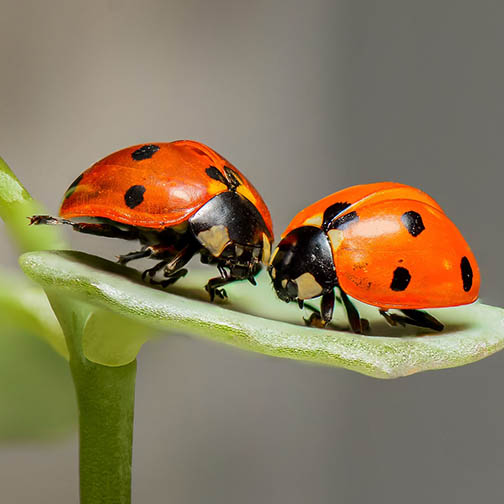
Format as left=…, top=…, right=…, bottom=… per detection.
left=0, top=272, right=75, bottom=440
left=0, top=328, right=76, bottom=441
left=0, top=271, right=68, bottom=359
left=0, top=156, right=66, bottom=253
left=19, top=250, right=504, bottom=378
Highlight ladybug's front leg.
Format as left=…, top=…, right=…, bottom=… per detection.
left=303, top=291, right=335, bottom=328
left=30, top=215, right=139, bottom=240
left=205, top=266, right=240, bottom=302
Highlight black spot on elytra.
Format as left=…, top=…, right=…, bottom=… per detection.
left=401, top=210, right=425, bottom=237
left=323, top=202, right=351, bottom=230
left=124, top=185, right=146, bottom=208
left=131, top=144, right=160, bottom=161
left=460, top=256, right=473, bottom=292
left=328, top=211, right=359, bottom=231
left=206, top=166, right=228, bottom=185
left=223, top=166, right=240, bottom=190
left=390, top=266, right=411, bottom=291
left=64, top=174, right=83, bottom=199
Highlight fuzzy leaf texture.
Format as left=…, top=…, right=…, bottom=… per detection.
left=20, top=250, right=504, bottom=379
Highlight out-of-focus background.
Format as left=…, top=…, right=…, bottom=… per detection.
left=1, top=1, right=503, bottom=502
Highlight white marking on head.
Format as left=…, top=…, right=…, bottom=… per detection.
left=262, top=233, right=271, bottom=264
left=294, top=272, right=323, bottom=299
left=327, top=229, right=344, bottom=252
left=197, top=225, right=230, bottom=257
left=304, top=214, right=323, bottom=227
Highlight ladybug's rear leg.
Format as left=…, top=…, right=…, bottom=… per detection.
left=379, top=309, right=444, bottom=332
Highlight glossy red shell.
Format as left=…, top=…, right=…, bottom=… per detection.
left=282, top=182, right=480, bottom=310
left=59, top=140, right=273, bottom=235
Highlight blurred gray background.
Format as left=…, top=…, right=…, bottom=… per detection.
left=1, top=0, right=503, bottom=502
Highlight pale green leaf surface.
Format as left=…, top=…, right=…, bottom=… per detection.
left=0, top=272, right=68, bottom=358
left=20, top=250, right=504, bottom=378
left=0, top=272, right=75, bottom=440
left=0, top=327, right=76, bottom=441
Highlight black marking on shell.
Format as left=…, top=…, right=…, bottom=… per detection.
left=401, top=210, right=425, bottom=237
left=206, top=166, right=228, bottom=185
left=322, top=202, right=351, bottom=230
left=328, top=211, right=359, bottom=231
left=124, top=185, right=146, bottom=209
left=64, top=174, right=83, bottom=199
left=131, top=144, right=160, bottom=161
left=390, top=266, right=411, bottom=291
left=223, top=166, right=240, bottom=190
left=460, top=256, right=473, bottom=292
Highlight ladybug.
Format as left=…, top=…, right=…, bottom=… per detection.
left=31, top=140, right=273, bottom=300
left=268, top=182, right=480, bottom=333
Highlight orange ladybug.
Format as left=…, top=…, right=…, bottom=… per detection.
left=268, top=182, right=480, bottom=333
left=31, top=140, right=273, bottom=300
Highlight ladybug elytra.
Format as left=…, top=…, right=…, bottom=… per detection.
left=31, top=140, right=273, bottom=300
left=268, top=182, right=480, bottom=333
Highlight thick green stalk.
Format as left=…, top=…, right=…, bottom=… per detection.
left=73, top=355, right=136, bottom=504
left=48, top=294, right=135, bottom=504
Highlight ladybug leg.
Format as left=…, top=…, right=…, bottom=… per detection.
left=304, top=290, right=336, bottom=328
left=117, top=248, right=152, bottom=265
left=379, top=309, right=444, bottom=332
left=321, top=290, right=335, bottom=323
left=339, top=288, right=369, bottom=334
left=206, top=264, right=247, bottom=301
left=205, top=275, right=232, bottom=301
left=142, top=260, right=170, bottom=281
left=379, top=310, right=405, bottom=328
left=158, top=268, right=189, bottom=288
left=144, top=243, right=197, bottom=284
left=400, top=310, right=444, bottom=331
left=30, top=215, right=139, bottom=240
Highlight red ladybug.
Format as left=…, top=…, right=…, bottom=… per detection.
left=31, top=140, right=273, bottom=300
left=268, top=182, right=480, bottom=333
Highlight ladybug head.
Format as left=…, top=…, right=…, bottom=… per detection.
left=268, top=226, right=337, bottom=302
left=189, top=191, right=273, bottom=279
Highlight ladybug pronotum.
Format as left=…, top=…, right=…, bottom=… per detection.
left=268, top=182, right=480, bottom=333
left=31, top=140, right=273, bottom=300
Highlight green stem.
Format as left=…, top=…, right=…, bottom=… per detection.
left=73, top=357, right=136, bottom=504
left=48, top=294, right=136, bottom=504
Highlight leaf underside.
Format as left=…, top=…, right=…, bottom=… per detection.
left=0, top=272, right=75, bottom=440
left=19, top=250, right=504, bottom=379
